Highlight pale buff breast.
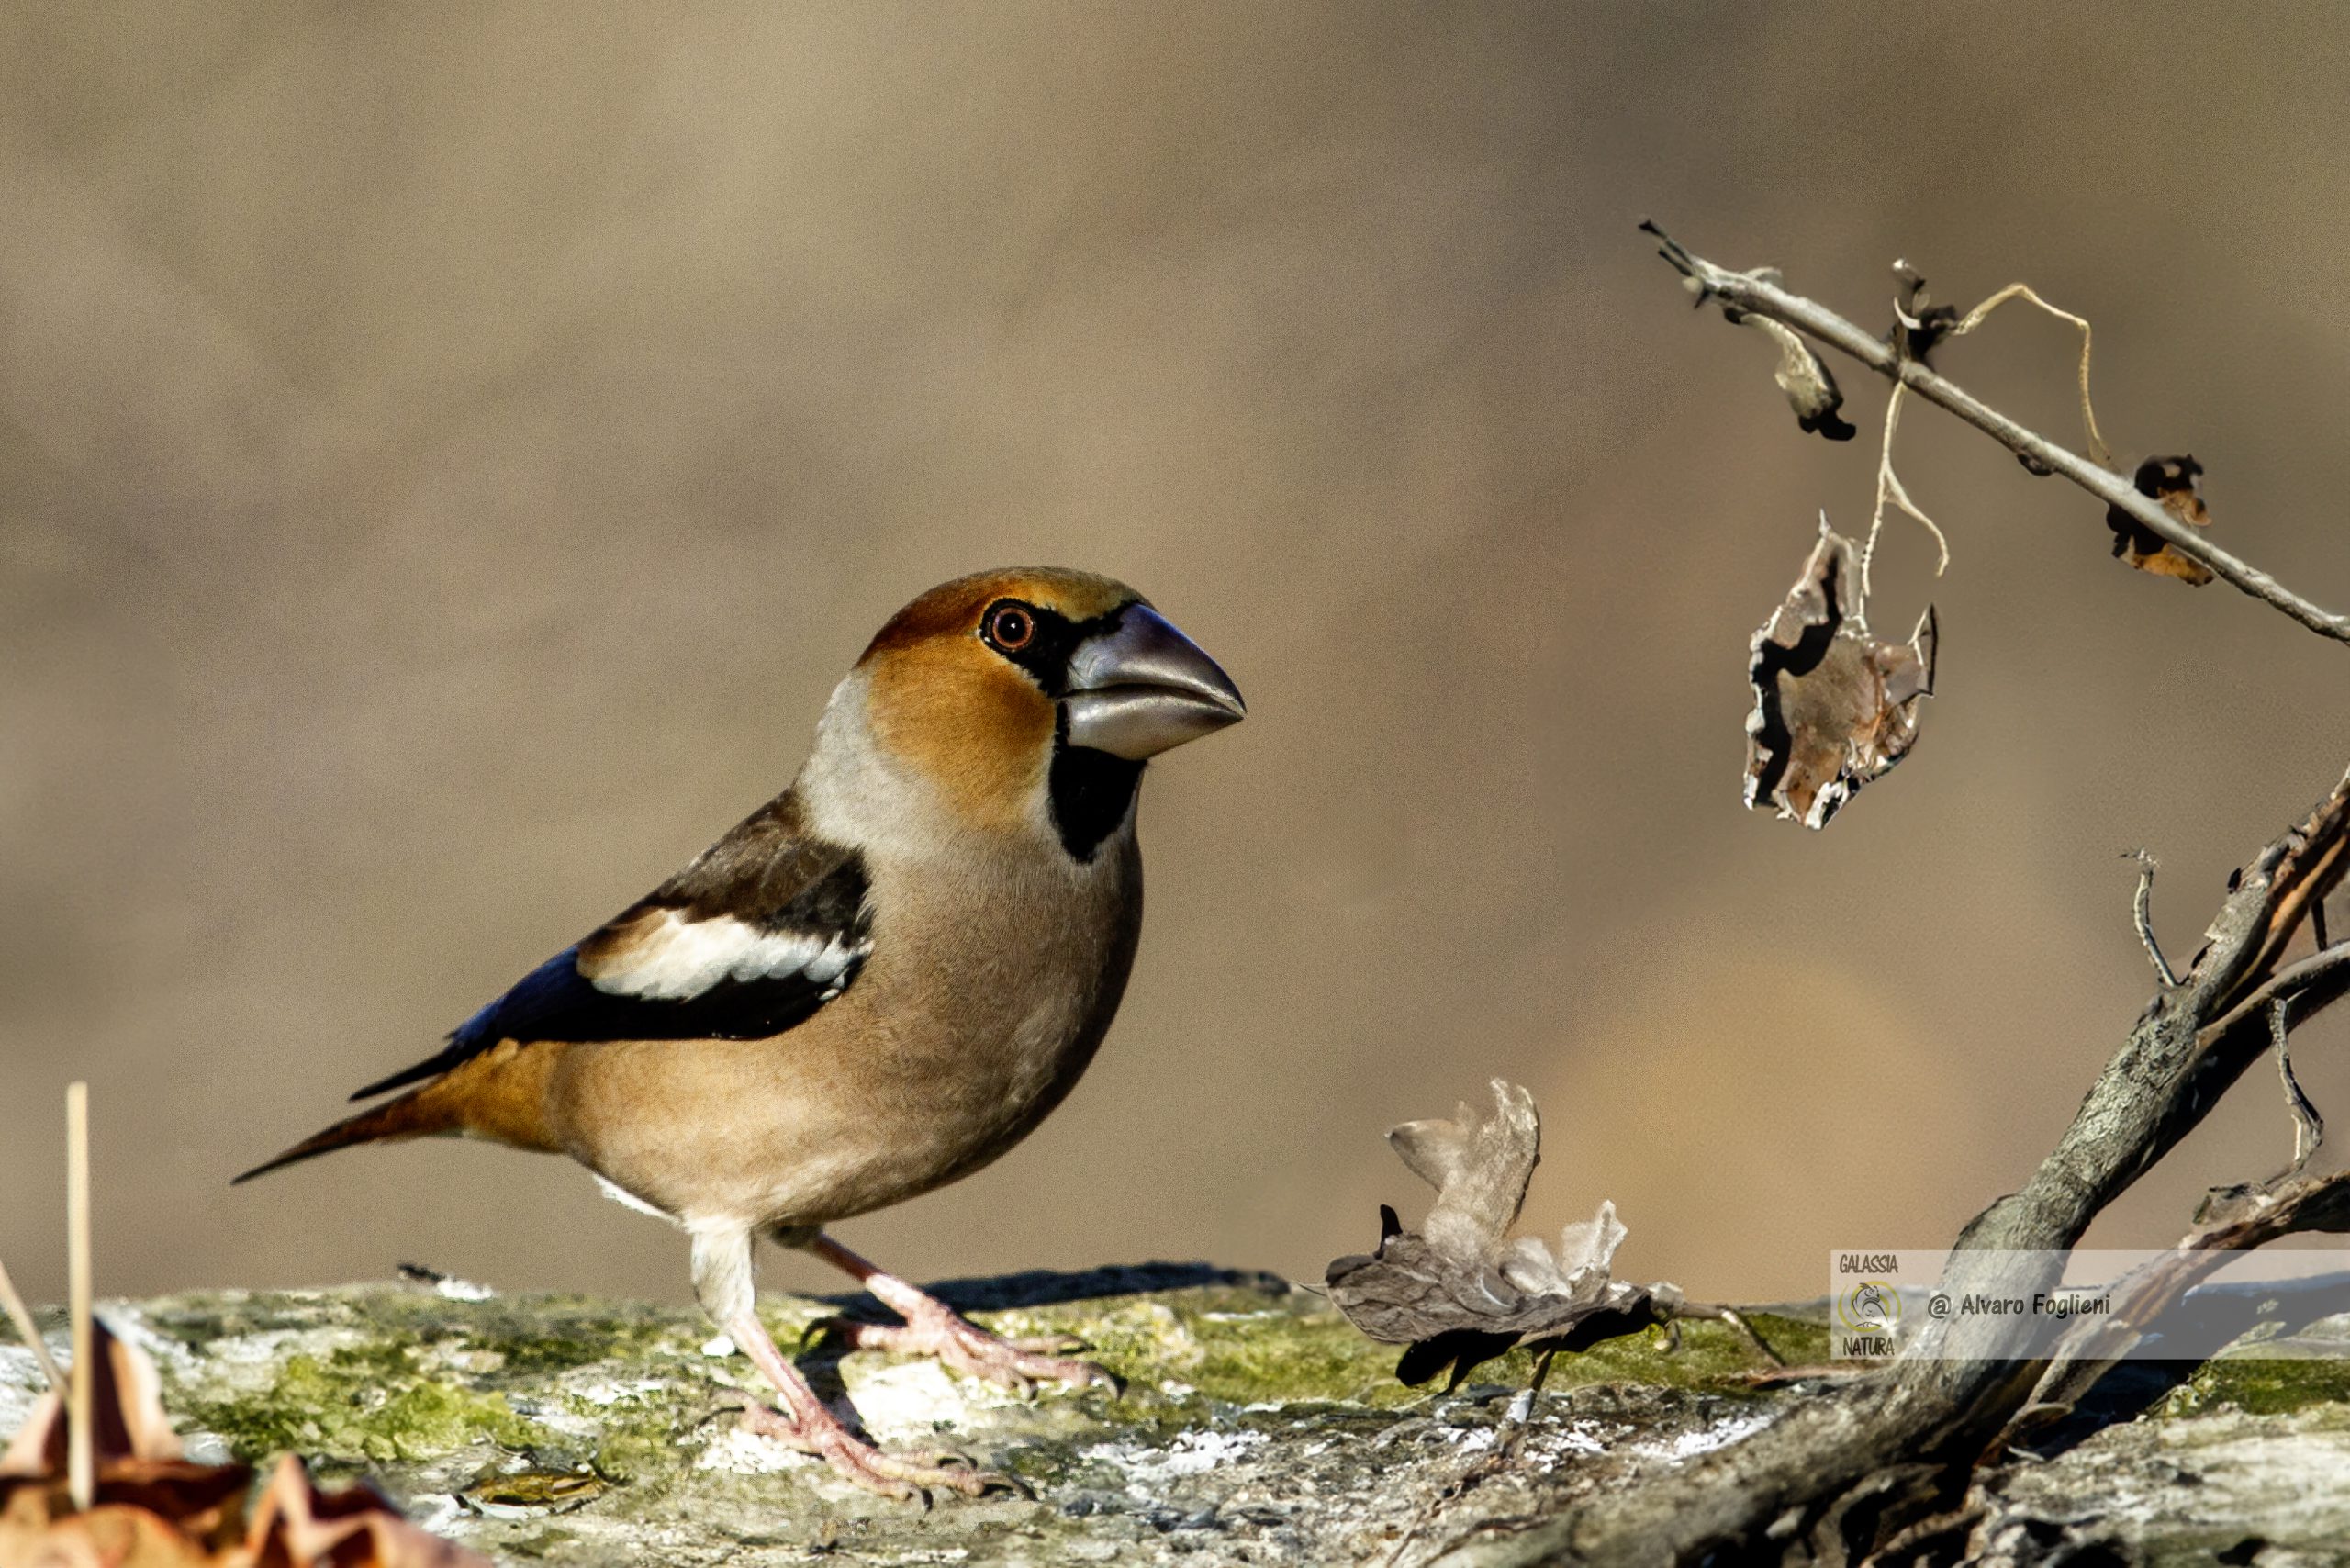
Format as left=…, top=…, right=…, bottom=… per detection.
left=541, top=827, right=1143, bottom=1234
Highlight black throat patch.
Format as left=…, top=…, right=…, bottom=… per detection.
left=1048, top=716, right=1145, bottom=861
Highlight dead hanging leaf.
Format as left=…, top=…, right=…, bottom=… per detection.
left=1745, top=519, right=1937, bottom=830
left=1889, top=263, right=1962, bottom=365
left=1325, top=1081, right=1681, bottom=1387
left=1732, top=310, right=1857, bottom=442
left=1639, top=223, right=1853, bottom=442
left=0, top=1316, right=490, bottom=1567
left=2106, top=454, right=2216, bottom=585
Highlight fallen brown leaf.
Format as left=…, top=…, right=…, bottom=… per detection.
left=1326, top=1081, right=1680, bottom=1387
left=0, top=1318, right=490, bottom=1568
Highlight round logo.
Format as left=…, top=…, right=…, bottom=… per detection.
left=1836, top=1280, right=1902, bottom=1336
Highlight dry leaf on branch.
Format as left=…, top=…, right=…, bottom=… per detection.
left=0, top=1317, right=489, bottom=1568
left=2106, top=454, right=2216, bottom=585
left=1734, top=312, right=1858, bottom=442
left=1745, top=519, right=1936, bottom=830
left=1888, top=263, right=1961, bottom=365
left=1639, top=224, right=1852, bottom=441
left=1325, top=1081, right=1680, bottom=1387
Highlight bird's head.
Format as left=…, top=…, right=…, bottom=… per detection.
left=819, top=567, right=1245, bottom=856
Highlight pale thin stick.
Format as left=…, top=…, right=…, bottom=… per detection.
left=2271, top=995, right=2324, bottom=1174
left=67, top=1082, right=93, bottom=1513
left=1952, top=283, right=2113, bottom=469
left=0, top=1257, right=66, bottom=1394
left=1859, top=381, right=1951, bottom=612
left=2129, top=849, right=2177, bottom=989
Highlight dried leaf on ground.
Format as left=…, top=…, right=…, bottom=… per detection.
left=1326, top=1081, right=1679, bottom=1386
left=0, top=1317, right=490, bottom=1567
left=1745, top=519, right=1936, bottom=830
left=2105, top=454, right=2216, bottom=585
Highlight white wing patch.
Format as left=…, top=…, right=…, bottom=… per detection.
left=588, top=909, right=868, bottom=1002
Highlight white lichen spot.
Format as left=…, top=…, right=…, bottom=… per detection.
left=697, top=1425, right=818, bottom=1476
left=1650, top=1410, right=1775, bottom=1461
left=434, top=1276, right=495, bottom=1303
left=410, top=1494, right=469, bottom=1540
left=1160, top=1380, right=1197, bottom=1399
left=1552, top=1422, right=1608, bottom=1457
left=699, top=1334, right=736, bottom=1359
left=1085, top=1428, right=1267, bottom=1484
left=185, top=1327, right=372, bottom=1395
left=567, top=1376, right=667, bottom=1407
left=0, top=1347, right=46, bottom=1436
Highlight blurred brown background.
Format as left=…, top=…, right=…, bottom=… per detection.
left=6, top=2, right=2349, bottom=1313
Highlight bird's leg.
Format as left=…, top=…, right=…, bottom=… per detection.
left=692, top=1229, right=1012, bottom=1500
left=805, top=1232, right=1120, bottom=1394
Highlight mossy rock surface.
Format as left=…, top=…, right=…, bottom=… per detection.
left=3, top=1268, right=2348, bottom=1564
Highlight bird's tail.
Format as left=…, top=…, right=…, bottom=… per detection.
left=232, top=1083, right=456, bottom=1184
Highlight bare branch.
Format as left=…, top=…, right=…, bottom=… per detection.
left=1642, top=222, right=2350, bottom=646
left=2009, top=1159, right=2350, bottom=1448
left=2197, top=940, right=2350, bottom=1045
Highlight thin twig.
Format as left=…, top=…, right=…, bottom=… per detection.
left=1860, top=383, right=1951, bottom=613
left=1950, top=282, right=2114, bottom=468
left=67, top=1081, right=94, bottom=1513
left=0, top=1257, right=66, bottom=1395
left=1677, top=1301, right=1787, bottom=1368
left=2270, top=996, right=2325, bottom=1174
left=2129, top=850, right=2177, bottom=989
left=1643, top=223, right=2350, bottom=645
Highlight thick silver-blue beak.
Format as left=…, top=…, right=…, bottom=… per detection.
left=1062, top=605, right=1246, bottom=761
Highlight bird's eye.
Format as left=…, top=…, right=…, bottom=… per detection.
left=983, top=602, right=1036, bottom=653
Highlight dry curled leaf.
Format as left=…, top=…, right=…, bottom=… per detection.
left=1733, top=310, right=1856, bottom=442
left=1639, top=220, right=1852, bottom=442
left=1326, top=1081, right=1678, bottom=1387
left=0, top=1318, right=489, bottom=1567
left=1890, top=263, right=1961, bottom=365
left=1745, top=519, right=1936, bottom=830
left=2105, top=454, right=2215, bottom=585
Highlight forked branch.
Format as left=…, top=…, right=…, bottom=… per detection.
left=1434, top=766, right=2350, bottom=1567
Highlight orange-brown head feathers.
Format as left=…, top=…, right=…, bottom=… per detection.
left=828, top=567, right=1244, bottom=855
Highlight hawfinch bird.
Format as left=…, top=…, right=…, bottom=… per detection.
left=240, top=567, right=1245, bottom=1498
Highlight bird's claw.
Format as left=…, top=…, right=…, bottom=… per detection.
left=826, top=1309, right=1118, bottom=1395
left=736, top=1403, right=1020, bottom=1502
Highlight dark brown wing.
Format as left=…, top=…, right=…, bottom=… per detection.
left=344, top=791, right=874, bottom=1101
